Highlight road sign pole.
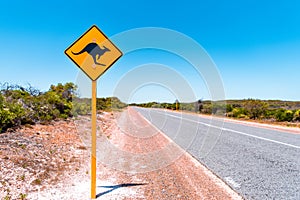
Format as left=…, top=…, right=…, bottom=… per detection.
left=91, top=80, right=97, bottom=199
left=65, top=25, right=122, bottom=199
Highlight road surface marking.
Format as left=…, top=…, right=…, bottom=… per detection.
left=224, top=177, right=241, bottom=188
left=151, top=111, right=300, bottom=149
left=135, top=108, right=243, bottom=200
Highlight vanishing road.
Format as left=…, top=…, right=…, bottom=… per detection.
left=134, top=107, right=300, bottom=200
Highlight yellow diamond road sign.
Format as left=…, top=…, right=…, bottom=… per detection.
left=65, top=25, right=122, bottom=81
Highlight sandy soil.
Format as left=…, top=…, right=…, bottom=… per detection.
left=0, top=120, right=89, bottom=199
left=0, top=109, right=243, bottom=199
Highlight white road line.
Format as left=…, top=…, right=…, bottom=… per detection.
left=135, top=108, right=243, bottom=200
left=224, top=177, right=241, bottom=188
left=154, top=111, right=300, bottom=149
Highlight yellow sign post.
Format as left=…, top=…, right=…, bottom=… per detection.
left=65, top=25, right=122, bottom=199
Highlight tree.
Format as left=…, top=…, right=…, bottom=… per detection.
left=195, top=99, right=203, bottom=113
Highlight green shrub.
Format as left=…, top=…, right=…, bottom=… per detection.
left=244, top=99, right=269, bottom=119
left=0, top=82, right=78, bottom=132
left=96, top=97, right=127, bottom=111
left=72, top=101, right=90, bottom=116
left=0, top=93, right=3, bottom=109
left=202, top=103, right=212, bottom=114
left=283, top=110, right=294, bottom=122
left=0, top=108, right=15, bottom=132
left=294, top=109, right=300, bottom=121
left=275, top=109, right=294, bottom=122
left=232, top=107, right=247, bottom=118
left=226, top=104, right=233, bottom=113
left=275, top=109, right=285, bottom=122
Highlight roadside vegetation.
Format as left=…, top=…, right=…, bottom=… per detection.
left=131, top=99, right=300, bottom=124
left=1, top=81, right=299, bottom=132
left=0, top=82, right=126, bottom=133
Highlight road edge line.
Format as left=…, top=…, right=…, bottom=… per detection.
left=132, top=107, right=244, bottom=200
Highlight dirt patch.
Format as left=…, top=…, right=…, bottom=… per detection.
left=0, top=120, right=89, bottom=199
left=0, top=109, right=243, bottom=199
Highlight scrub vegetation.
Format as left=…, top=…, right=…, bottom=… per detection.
left=0, top=82, right=126, bottom=133
left=1, top=81, right=299, bottom=133
left=131, top=99, right=300, bottom=123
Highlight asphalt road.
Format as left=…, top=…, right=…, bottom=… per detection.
left=134, top=107, right=300, bottom=200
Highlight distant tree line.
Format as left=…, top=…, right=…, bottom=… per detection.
left=130, top=100, right=225, bottom=115
left=0, top=82, right=127, bottom=133
left=131, top=99, right=300, bottom=123
left=96, top=97, right=127, bottom=111
left=226, top=99, right=300, bottom=122
left=1, top=81, right=299, bottom=133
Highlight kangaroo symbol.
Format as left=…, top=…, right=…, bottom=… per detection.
left=72, top=42, right=110, bottom=66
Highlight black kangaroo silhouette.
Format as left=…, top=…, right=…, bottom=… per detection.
left=72, top=42, right=110, bottom=66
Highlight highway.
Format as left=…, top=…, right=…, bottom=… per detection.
left=134, top=107, right=300, bottom=200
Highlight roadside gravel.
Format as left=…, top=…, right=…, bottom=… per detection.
left=0, top=108, right=242, bottom=199
left=96, top=107, right=243, bottom=199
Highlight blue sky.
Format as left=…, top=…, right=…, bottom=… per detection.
left=0, top=0, right=299, bottom=102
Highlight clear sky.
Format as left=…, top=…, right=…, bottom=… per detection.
left=0, top=0, right=299, bottom=102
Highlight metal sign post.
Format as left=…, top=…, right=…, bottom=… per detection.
left=91, top=80, right=97, bottom=198
left=65, top=25, right=122, bottom=199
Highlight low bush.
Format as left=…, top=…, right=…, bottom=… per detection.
left=294, top=110, right=300, bottom=121
left=0, top=82, right=128, bottom=133
left=0, top=82, right=77, bottom=132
